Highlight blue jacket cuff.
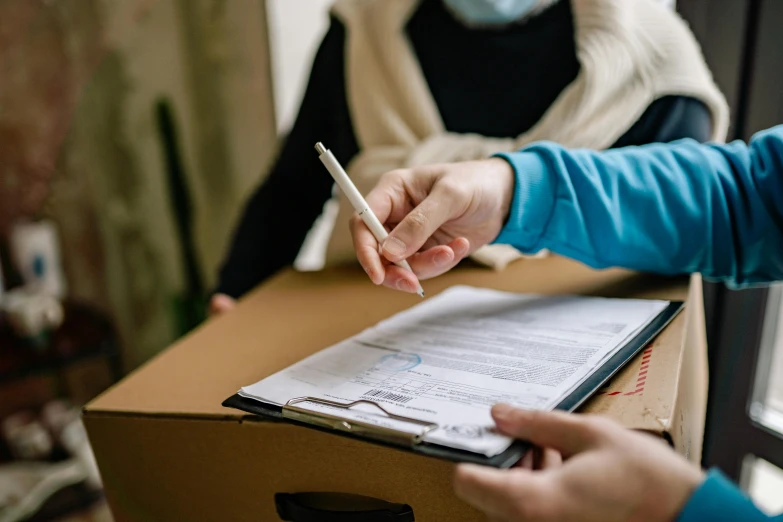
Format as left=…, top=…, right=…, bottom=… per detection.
left=677, top=469, right=772, bottom=522
left=491, top=150, right=557, bottom=252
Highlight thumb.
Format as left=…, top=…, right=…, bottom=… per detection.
left=492, top=404, right=607, bottom=457
left=382, top=185, right=461, bottom=262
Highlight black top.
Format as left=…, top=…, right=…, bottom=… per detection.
left=216, top=0, right=712, bottom=298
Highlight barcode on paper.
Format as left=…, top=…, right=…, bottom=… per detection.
left=362, top=389, right=414, bottom=404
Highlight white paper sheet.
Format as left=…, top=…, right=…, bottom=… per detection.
left=239, top=286, right=669, bottom=456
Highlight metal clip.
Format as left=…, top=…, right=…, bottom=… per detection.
left=282, top=396, right=437, bottom=447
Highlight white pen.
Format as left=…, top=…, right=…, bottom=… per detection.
left=315, top=142, right=425, bottom=297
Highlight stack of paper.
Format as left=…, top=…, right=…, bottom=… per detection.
left=239, top=286, right=669, bottom=457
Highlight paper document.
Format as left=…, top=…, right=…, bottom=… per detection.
left=239, top=286, right=669, bottom=456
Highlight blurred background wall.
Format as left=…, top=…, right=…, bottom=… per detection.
left=1, top=0, right=286, bottom=370
left=0, top=4, right=333, bottom=517
left=267, top=0, right=332, bottom=135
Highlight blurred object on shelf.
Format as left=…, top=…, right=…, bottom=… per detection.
left=40, top=401, right=76, bottom=438
left=1, top=288, right=64, bottom=347
left=0, top=400, right=104, bottom=522
left=0, top=378, right=56, bottom=435
left=0, top=301, right=122, bottom=392
left=9, top=220, right=67, bottom=299
left=0, top=459, right=89, bottom=522
left=1, top=412, right=53, bottom=461
left=41, top=401, right=102, bottom=490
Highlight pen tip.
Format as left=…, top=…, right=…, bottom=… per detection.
left=314, top=142, right=327, bottom=154
left=418, top=290, right=425, bottom=298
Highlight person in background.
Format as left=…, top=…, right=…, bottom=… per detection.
left=210, top=0, right=728, bottom=314
left=349, top=125, right=783, bottom=521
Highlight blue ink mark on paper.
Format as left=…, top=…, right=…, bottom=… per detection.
left=375, top=352, right=421, bottom=372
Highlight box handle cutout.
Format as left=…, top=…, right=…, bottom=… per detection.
left=275, top=492, right=414, bottom=521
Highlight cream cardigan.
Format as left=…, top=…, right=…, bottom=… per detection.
left=313, top=0, right=729, bottom=269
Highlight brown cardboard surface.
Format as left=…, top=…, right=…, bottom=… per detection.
left=84, top=256, right=707, bottom=521
left=85, top=415, right=479, bottom=522
left=579, top=276, right=707, bottom=460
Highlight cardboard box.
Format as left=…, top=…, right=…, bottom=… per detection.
left=83, top=257, right=707, bottom=521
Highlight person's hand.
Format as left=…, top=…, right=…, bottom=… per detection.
left=350, top=158, right=515, bottom=293
left=209, top=293, right=236, bottom=316
left=454, top=405, right=704, bottom=522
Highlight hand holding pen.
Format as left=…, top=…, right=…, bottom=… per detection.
left=317, top=143, right=513, bottom=294
left=316, top=142, right=426, bottom=296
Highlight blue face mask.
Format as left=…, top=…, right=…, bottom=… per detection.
left=443, top=0, right=540, bottom=26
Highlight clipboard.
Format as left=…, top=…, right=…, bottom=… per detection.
left=223, top=301, right=684, bottom=468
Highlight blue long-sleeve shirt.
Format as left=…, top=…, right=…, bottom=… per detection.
left=496, top=125, right=783, bottom=521
left=496, top=125, right=783, bottom=287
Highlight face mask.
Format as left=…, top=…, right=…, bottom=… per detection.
left=442, top=0, right=540, bottom=26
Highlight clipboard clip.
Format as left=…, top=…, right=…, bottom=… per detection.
left=283, top=396, right=438, bottom=447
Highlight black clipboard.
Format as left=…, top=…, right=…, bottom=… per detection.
left=223, top=301, right=683, bottom=469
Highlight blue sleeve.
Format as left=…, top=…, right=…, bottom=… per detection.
left=678, top=469, right=781, bottom=522
left=494, top=126, right=783, bottom=287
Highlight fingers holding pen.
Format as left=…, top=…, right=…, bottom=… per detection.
left=379, top=237, right=470, bottom=293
